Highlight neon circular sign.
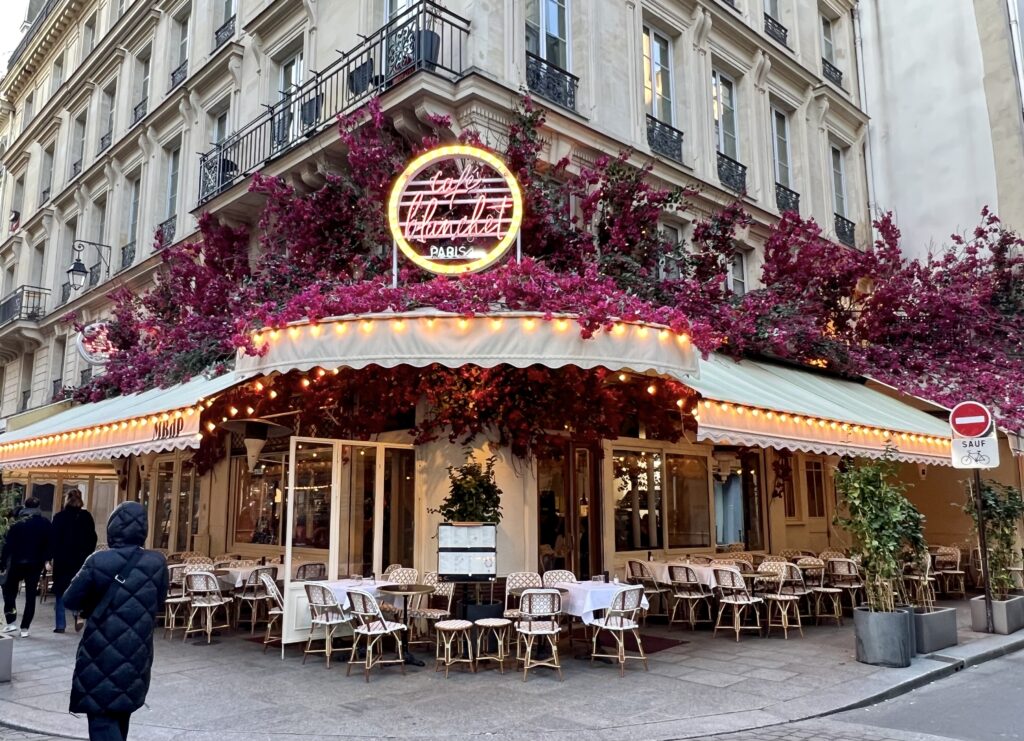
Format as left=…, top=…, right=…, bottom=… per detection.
left=388, top=145, right=524, bottom=275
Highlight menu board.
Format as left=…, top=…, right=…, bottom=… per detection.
left=437, top=523, right=497, bottom=582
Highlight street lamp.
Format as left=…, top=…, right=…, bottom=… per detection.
left=67, top=255, right=89, bottom=290
left=66, top=240, right=112, bottom=292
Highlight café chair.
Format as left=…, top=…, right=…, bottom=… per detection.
left=827, top=558, right=865, bottom=611
left=163, top=564, right=191, bottom=639
left=590, top=584, right=648, bottom=677
left=295, top=562, right=327, bottom=581
left=183, top=571, right=233, bottom=644
left=934, top=546, right=966, bottom=598
left=713, top=568, right=762, bottom=641
left=236, top=565, right=276, bottom=633
left=408, top=571, right=454, bottom=645
left=762, top=562, right=804, bottom=639
left=303, top=583, right=348, bottom=668
left=668, top=564, right=712, bottom=630
left=259, top=573, right=285, bottom=653
left=346, top=589, right=407, bottom=682
left=515, top=588, right=563, bottom=681
left=799, top=557, right=843, bottom=625
left=627, top=560, right=669, bottom=622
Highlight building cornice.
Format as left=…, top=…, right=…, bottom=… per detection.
left=1, top=0, right=84, bottom=102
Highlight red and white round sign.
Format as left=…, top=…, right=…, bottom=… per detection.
left=950, top=401, right=992, bottom=438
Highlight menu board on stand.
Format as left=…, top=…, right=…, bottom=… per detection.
left=437, top=522, right=497, bottom=582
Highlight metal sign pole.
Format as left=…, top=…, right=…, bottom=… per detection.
left=516, top=231, right=521, bottom=263
left=392, top=239, right=398, bottom=288
left=973, top=468, right=995, bottom=633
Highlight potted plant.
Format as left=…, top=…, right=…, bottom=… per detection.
left=834, top=451, right=922, bottom=667
left=0, top=489, right=20, bottom=683
left=964, top=481, right=1024, bottom=634
left=430, top=451, right=503, bottom=624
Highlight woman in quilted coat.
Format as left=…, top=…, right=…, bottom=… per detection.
left=63, top=501, right=168, bottom=741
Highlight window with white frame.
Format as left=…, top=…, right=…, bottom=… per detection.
left=766, top=0, right=782, bottom=19
left=658, top=223, right=682, bottom=280
left=387, top=0, right=415, bottom=19
left=126, top=175, right=141, bottom=243
left=101, top=82, right=116, bottom=139
left=526, top=0, right=569, bottom=69
left=40, top=146, right=54, bottom=201
left=12, top=175, right=25, bottom=218
left=51, top=53, right=64, bottom=95
left=831, top=144, right=846, bottom=216
left=22, top=92, right=34, bottom=132
left=821, top=16, right=835, bottom=63
left=220, top=0, right=235, bottom=24
left=728, top=249, right=747, bottom=296
left=94, top=198, right=107, bottom=243
left=82, top=14, right=96, bottom=59
left=212, top=107, right=229, bottom=145
left=70, top=112, right=87, bottom=175
left=711, top=69, right=738, bottom=159
left=165, top=147, right=180, bottom=219
left=173, top=10, right=189, bottom=70
left=804, top=459, right=827, bottom=518
left=643, top=26, right=673, bottom=124
left=771, top=107, right=791, bottom=188
left=280, top=50, right=304, bottom=100
left=136, top=49, right=151, bottom=105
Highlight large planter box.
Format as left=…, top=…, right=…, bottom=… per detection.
left=895, top=603, right=917, bottom=657
left=914, top=606, right=959, bottom=654
left=970, top=594, right=1024, bottom=635
left=0, top=635, right=12, bottom=683
left=854, top=606, right=913, bottom=668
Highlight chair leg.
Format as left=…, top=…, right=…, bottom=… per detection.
left=346, top=633, right=362, bottom=676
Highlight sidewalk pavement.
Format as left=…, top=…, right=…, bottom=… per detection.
left=0, top=598, right=1021, bottom=741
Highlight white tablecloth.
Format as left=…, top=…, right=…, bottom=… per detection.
left=222, top=564, right=284, bottom=589
left=310, top=579, right=396, bottom=612
left=648, top=561, right=732, bottom=589
left=560, top=582, right=650, bottom=625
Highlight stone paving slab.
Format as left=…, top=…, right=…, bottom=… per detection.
left=0, top=598, right=1020, bottom=741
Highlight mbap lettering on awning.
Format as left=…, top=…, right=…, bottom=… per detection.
left=388, top=145, right=524, bottom=275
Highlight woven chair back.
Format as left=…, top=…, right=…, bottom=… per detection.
left=610, top=584, right=644, bottom=613
left=260, top=573, right=285, bottom=610
left=542, top=569, right=577, bottom=587
left=295, top=562, right=327, bottom=580
left=520, top=588, right=562, bottom=618
left=383, top=563, right=402, bottom=577
left=669, top=564, right=700, bottom=585
left=389, top=567, right=419, bottom=585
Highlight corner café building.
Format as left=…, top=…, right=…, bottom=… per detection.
left=0, top=146, right=1017, bottom=620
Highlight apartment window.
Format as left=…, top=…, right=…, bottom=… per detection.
left=138, top=52, right=151, bottom=103
left=387, top=0, right=415, bottom=19
left=766, top=0, right=781, bottom=18
left=220, top=0, right=235, bottom=24
left=821, top=17, right=835, bottom=63
left=831, top=145, right=846, bottom=216
left=19, top=353, right=35, bottom=412
left=51, top=53, right=64, bottom=95
left=40, top=146, right=54, bottom=202
left=166, top=147, right=180, bottom=219
left=100, top=83, right=116, bottom=143
left=22, top=92, right=34, bottom=132
left=771, top=107, right=791, bottom=188
left=71, top=113, right=87, bottom=177
left=643, top=26, right=673, bottom=124
left=658, top=223, right=682, bottom=280
left=176, top=14, right=189, bottom=68
left=2, top=264, right=15, bottom=296
left=52, top=336, right=66, bottom=392
left=526, top=0, right=569, bottom=69
left=729, top=251, right=747, bottom=296
left=126, top=176, right=141, bottom=242
left=805, top=459, right=827, bottom=518
left=711, top=69, right=738, bottom=159
left=213, top=108, right=229, bottom=144
left=12, top=175, right=25, bottom=221
left=30, top=242, right=45, bottom=287
left=94, top=199, right=107, bottom=242
left=82, top=14, right=96, bottom=58
left=782, top=474, right=798, bottom=519
left=280, top=50, right=304, bottom=99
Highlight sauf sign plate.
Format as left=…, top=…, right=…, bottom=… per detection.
left=950, top=400, right=1000, bottom=469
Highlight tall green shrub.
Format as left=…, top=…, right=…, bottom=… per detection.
left=963, top=481, right=1024, bottom=601
left=834, top=451, right=927, bottom=612
left=431, top=452, right=504, bottom=524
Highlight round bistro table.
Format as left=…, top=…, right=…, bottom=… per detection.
left=377, top=583, right=435, bottom=667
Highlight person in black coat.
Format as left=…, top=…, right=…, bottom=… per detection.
left=64, top=501, right=167, bottom=741
left=1, top=495, right=52, bottom=637
left=51, top=489, right=97, bottom=633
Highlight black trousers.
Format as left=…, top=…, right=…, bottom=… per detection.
left=87, top=711, right=131, bottom=741
left=1, top=562, right=42, bottom=629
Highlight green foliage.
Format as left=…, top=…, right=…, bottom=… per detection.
left=0, top=489, right=20, bottom=559
left=430, top=451, right=503, bottom=524
left=963, top=481, right=1024, bottom=601
left=834, top=450, right=927, bottom=612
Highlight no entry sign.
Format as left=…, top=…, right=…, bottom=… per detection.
left=950, top=401, right=992, bottom=438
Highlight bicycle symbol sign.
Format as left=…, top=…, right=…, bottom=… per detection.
left=950, top=401, right=999, bottom=469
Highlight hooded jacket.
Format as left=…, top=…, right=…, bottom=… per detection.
left=63, top=501, right=168, bottom=715
left=50, top=506, right=97, bottom=596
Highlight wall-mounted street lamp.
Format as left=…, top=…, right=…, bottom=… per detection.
left=67, top=239, right=112, bottom=291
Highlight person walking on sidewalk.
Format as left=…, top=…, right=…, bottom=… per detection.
left=51, top=489, right=97, bottom=633
left=0, top=495, right=52, bottom=637
left=63, top=501, right=167, bottom=741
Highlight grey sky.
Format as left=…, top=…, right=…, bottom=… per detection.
left=0, top=0, right=32, bottom=77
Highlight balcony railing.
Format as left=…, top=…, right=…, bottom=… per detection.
left=71, top=158, right=82, bottom=177
left=0, top=285, right=49, bottom=326
left=98, top=130, right=112, bottom=154
left=170, top=60, right=188, bottom=89
left=835, top=213, right=855, bottom=246
left=775, top=183, right=800, bottom=214
left=60, top=282, right=71, bottom=304
left=764, top=13, right=788, bottom=46
left=131, top=98, right=148, bottom=126
left=52, top=379, right=71, bottom=402
left=120, top=241, right=136, bottom=271
left=822, top=58, right=843, bottom=87
left=158, top=216, right=176, bottom=245
left=213, top=15, right=235, bottom=51
left=717, top=151, right=747, bottom=193
left=526, top=52, right=578, bottom=112
left=646, top=115, right=684, bottom=164
left=197, top=1, right=470, bottom=206
left=40, top=187, right=51, bottom=203
left=19, top=389, right=31, bottom=413
left=87, top=262, right=103, bottom=287
left=80, top=368, right=92, bottom=386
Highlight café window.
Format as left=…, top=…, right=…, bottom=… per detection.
left=233, top=452, right=291, bottom=547
left=613, top=449, right=710, bottom=551
left=143, top=455, right=200, bottom=552
left=805, top=458, right=828, bottom=518
left=713, top=449, right=765, bottom=550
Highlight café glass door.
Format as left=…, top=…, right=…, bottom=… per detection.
left=537, top=443, right=600, bottom=579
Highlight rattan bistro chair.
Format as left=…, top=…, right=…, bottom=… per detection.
left=713, top=567, right=763, bottom=641
left=627, top=560, right=669, bottom=622
left=515, top=588, right=563, bottom=681
left=295, top=562, right=327, bottom=581
left=590, top=585, right=648, bottom=677
left=934, top=546, right=967, bottom=598
left=668, top=564, right=712, bottom=630
left=382, top=563, right=403, bottom=578
left=408, top=571, right=454, bottom=645
left=827, top=558, right=865, bottom=611
left=236, top=565, right=276, bottom=633
left=163, top=564, right=191, bottom=639
left=346, top=589, right=407, bottom=682
left=504, top=572, right=542, bottom=621
left=259, top=573, right=285, bottom=653
left=183, top=571, right=233, bottom=644
left=798, top=557, right=843, bottom=625
left=763, top=562, right=804, bottom=639
left=303, top=583, right=349, bottom=668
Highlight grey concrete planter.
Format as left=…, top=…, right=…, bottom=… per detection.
left=895, top=603, right=917, bottom=657
left=854, top=606, right=912, bottom=668
left=0, top=635, right=12, bottom=683
left=913, top=606, right=958, bottom=653
left=970, top=594, right=1024, bottom=635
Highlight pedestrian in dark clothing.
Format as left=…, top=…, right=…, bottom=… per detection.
left=63, top=501, right=167, bottom=741
left=51, top=489, right=97, bottom=633
left=1, top=495, right=52, bottom=637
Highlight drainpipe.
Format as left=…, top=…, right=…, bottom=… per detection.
left=852, top=5, right=878, bottom=238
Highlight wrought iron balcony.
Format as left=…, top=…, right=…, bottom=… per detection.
left=19, top=389, right=30, bottom=413
left=717, top=151, right=747, bottom=193
left=197, top=1, right=470, bottom=205
left=764, top=13, right=788, bottom=46
left=646, top=115, right=684, bottom=164
left=98, top=130, right=112, bottom=154
left=526, top=52, right=578, bottom=112
left=71, top=158, right=82, bottom=177
left=131, top=98, right=148, bottom=126
left=80, top=368, right=92, bottom=386
left=60, top=282, right=71, bottom=304
left=835, top=213, right=855, bottom=246
left=52, top=379, right=72, bottom=402
left=40, top=187, right=51, bottom=203
left=775, top=183, right=799, bottom=214
left=170, top=60, right=188, bottom=89
left=0, top=285, right=49, bottom=326
left=214, top=15, right=235, bottom=51
left=88, top=262, right=102, bottom=287
left=822, top=58, right=843, bottom=87
left=120, top=241, right=136, bottom=271
left=158, top=216, right=176, bottom=245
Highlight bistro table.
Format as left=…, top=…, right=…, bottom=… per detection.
left=222, top=563, right=284, bottom=589
left=376, top=583, right=434, bottom=667
left=311, top=578, right=396, bottom=613
left=560, top=581, right=650, bottom=626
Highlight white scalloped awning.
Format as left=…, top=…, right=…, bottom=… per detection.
left=687, top=354, right=953, bottom=466
left=0, top=373, right=253, bottom=470
left=236, top=310, right=699, bottom=381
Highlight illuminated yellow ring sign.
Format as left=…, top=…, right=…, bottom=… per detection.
left=388, top=145, right=524, bottom=275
